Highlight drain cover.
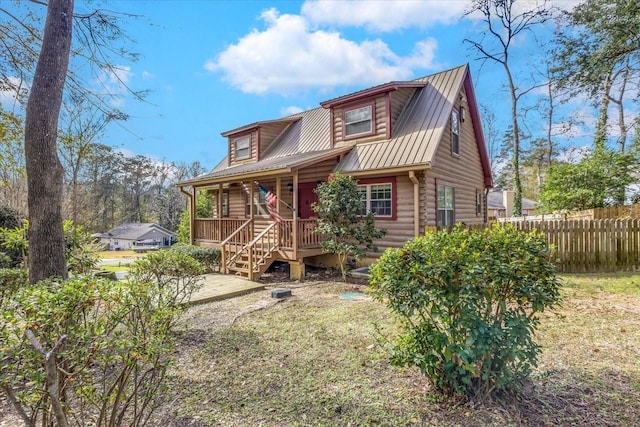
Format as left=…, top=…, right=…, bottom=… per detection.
left=339, top=292, right=367, bottom=300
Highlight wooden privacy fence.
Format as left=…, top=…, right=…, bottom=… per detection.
left=505, top=219, right=640, bottom=273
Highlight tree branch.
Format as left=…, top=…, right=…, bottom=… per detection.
left=25, top=330, right=69, bottom=427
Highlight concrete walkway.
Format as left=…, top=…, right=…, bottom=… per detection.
left=189, top=274, right=265, bottom=305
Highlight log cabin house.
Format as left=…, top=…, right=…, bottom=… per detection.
left=178, top=64, right=493, bottom=280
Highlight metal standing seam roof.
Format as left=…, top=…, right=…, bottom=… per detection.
left=179, top=107, right=333, bottom=185
left=179, top=64, right=490, bottom=186
left=178, top=147, right=350, bottom=185
left=335, top=64, right=467, bottom=173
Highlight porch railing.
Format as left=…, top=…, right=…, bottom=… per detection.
left=278, top=219, right=323, bottom=249
left=194, top=218, right=248, bottom=242
left=195, top=217, right=323, bottom=250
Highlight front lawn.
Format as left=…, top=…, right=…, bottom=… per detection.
left=155, top=274, right=640, bottom=426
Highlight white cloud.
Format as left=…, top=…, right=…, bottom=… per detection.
left=142, top=70, right=155, bottom=80
left=205, top=9, right=439, bottom=95
left=0, top=76, right=28, bottom=108
left=300, top=0, right=580, bottom=32
left=280, top=106, right=304, bottom=116
left=301, top=0, right=469, bottom=32
left=95, top=65, right=133, bottom=107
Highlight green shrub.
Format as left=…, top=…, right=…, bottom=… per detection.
left=169, top=243, right=221, bottom=273
left=0, top=251, right=204, bottom=426
left=369, top=224, right=562, bottom=397
left=313, top=172, right=387, bottom=281
left=0, top=252, right=11, bottom=268
left=0, top=267, right=28, bottom=306
left=63, top=220, right=101, bottom=274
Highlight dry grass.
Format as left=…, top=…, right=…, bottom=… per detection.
left=152, top=273, right=640, bottom=426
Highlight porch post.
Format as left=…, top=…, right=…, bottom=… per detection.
left=190, top=186, right=196, bottom=245
left=250, top=182, right=255, bottom=237
left=217, top=183, right=223, bottom=241
left=293, top=172, right=299, bottom=259
left=276, top=176, right=282, bottom=244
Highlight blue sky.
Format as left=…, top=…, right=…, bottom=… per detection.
left=5, top=0, right=607, bottom=170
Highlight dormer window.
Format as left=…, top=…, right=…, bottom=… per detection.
left=344, top=103, right=374, bottom=138
left=234, top=136, right=250, bottom=160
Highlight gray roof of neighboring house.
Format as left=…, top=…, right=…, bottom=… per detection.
left=487, top=191, right=537, bottom=210
left=98, top=223, right=175, bottom=240
left=335, top=65, right=468, bottom=173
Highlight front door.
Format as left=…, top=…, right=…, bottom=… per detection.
left=298, top=182, right=319, bottom=219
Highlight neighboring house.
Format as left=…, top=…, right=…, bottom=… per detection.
left=487, top=190, right=537, bottom=218
left=97, top=223, right=176, bottom=251
left=178, top=64, right=493, bottom=280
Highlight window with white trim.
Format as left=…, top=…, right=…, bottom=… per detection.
left=222, top=192, right=229, bottom=217
left=234, top=136, right=250, bottom=160
left=437, top=185, right=455, bottom=228
left=451, top=109, right=460, bottom=155
left=246, top=191, right=268, bottom=216
left=358, top=183, right=392, bottom=217
left=344, top=104, right=373, bottom=137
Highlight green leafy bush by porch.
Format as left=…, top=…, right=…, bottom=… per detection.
left=313, top=172, right=387, bottom=281
left=169, top=243, right=221, bottom=273
left=369, top=224, right=562, bottom=397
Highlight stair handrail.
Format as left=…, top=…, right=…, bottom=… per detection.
left=228, top=222, right=280, bottom=279
left=220, top=218, right=253, bottom=246
left=252, top=222, right=280, bottom=268
left=221, top=219, right=252, bottom=273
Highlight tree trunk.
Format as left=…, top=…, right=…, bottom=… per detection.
left=24, top=0, right=74, bottom=283
left=594, top=69, right=613, bottom=151
left=504, top=61, right=522, bottom=217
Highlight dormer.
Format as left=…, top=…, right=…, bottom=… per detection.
left=321, top=81, right=425, bottom=148
left=222, top=117, right=300, bottom=166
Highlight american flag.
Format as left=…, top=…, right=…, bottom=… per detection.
left=257, top=183, right=282, bottom=223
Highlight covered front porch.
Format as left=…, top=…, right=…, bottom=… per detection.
left=181, top=175, right=327, bottom=280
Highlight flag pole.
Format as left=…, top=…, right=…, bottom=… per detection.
left=255, top=180, right=295, bottom=211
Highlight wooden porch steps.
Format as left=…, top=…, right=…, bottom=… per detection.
left=223, top=221, right=279, bottom=280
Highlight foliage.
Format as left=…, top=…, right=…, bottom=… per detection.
left=538, top=147, right=637, bottom=212
left=0, top=251, right=203, bottom=426
left=0, top=219, right=104, bottom=273
left=169, top=243, right=221, bottom=273
left=0, top=111, right=27, bottom=216
left=177, top=209, right=191, bottom=244
left=0, top=252, right=11, bottom=268
left=63, top=220, right=102, bottom=274
left=0, top=204, right=20, bottom=229
left=0, top=267, right=27, bottom=306
left=0, top=219, right=28, bottom=267
left=196, top=188, right=214, bottom=218
left=312, top=173, right=387, bottom=281
left=128, top=250, right=204, bottom=309
left=369, top=224, right=562, bottom=397
left=553, top=0, right=640, bottom=151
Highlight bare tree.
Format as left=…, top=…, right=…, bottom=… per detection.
left=24, top=0, right=74, bottom=283
left=464, top=0, right=553, bottom=216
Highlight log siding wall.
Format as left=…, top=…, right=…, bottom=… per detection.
left=333, top=95, right=389, bottom=147
left=425, top=92, right=486, bottom=227
left=228, top=131, right=258, bottom=165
